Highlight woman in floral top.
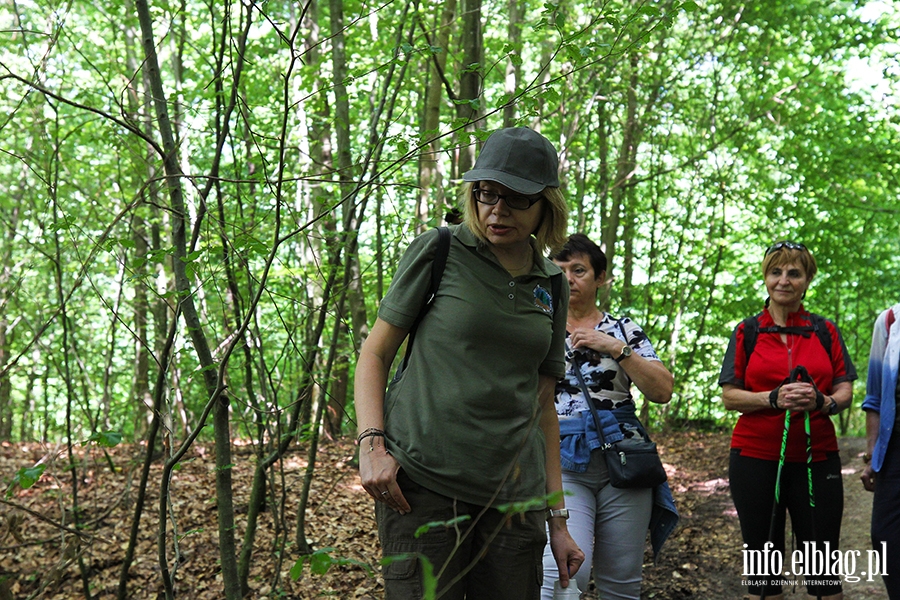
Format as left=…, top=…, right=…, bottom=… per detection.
left=540, top=233, right=675, bottom=600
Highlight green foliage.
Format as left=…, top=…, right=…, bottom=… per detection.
left=496, top=490, right=565, bottom=516
left=82, top=431, right=123, bottom=448
left=5, top=464, right=46, bottom=499
left=0, top=1, right=896, bottom=597
left=413, top=515, right=472, bottom=539
left=290, top=547, right=375, bottom=580
left=0, top=0, right=897, bottom=456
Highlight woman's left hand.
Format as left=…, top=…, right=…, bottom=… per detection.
left=548, top=523, right=584, bottom=588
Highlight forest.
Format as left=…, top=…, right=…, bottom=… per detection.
left=0, top=0, right=899, bottom=598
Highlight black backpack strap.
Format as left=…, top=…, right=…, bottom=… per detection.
left=551, top=271, right=562, bottom=316
left=397, top=227, right=451, bottom=374
left=810, top=314, right=833, bottom=357
left=742, top=311, right=833, bottom=360
left=740, top=313, right=762, bottom=362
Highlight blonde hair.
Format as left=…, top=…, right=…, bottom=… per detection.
left=460, top=181, right=569, bottom=255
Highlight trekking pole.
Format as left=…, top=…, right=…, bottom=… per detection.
left=804, top=403, right=823, bottom=600
left=761, top=407, right=791, bottom=600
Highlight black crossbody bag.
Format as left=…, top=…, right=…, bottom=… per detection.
left=569, top=349, right=667, bottom=489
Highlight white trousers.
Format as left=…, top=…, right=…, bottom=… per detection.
left=541, top=450, right=653, bottom=600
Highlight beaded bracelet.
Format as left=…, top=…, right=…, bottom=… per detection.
left=356, top=428, right=385, bottom=452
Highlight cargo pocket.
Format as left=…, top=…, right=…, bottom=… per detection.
left=381, top=552, right=422, bottom=599
left=532, top=562, right=543, bottom=600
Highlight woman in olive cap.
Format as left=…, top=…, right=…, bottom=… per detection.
left=355, top=127, right=583, bottom=599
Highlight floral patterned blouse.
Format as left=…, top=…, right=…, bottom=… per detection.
left=556, top=313, right=662, bottom=417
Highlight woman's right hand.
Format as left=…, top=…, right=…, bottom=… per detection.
left=359, top=441, right=411, bottom=514
left=860, top=464, right=876, bottom=492
left=776, top=381, right=818, bottom=412
left=354, top=319, right=412, bottom=515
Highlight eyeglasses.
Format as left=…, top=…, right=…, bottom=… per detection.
left=765, top=241, right=806, bottom=256
left=473, top=187, right=543, bottom=211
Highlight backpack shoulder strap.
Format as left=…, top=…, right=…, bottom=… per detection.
left=809, top=313, right=833, bottom=357
left=740, top=313, right=763, bottom=361
left=396, top=227, right=451, bottom=374
left=551, top=271, right=562, bottom=316
left=429, top=226, right=451, bottom=304
left=742, top=311, right=833, bottom=359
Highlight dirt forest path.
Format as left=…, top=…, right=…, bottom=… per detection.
left=0, top=432, right=890, bottom=599
left=642, top=433, right=886, bottom=599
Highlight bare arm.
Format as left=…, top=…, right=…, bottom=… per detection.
left=722, top=383, right=772, bottom=413
left=538, top=374, right=585, bottom=588
left=724, top=378, right=852, bottom=414
left=861, top=410, right=879, bottom=492
left=821, top=380, right=852, bottom=413
left=619, top=357, right=673, bottom=404
left=567, top=326, right=673, bottom=403
left=354, top=318, right=411, bottom=514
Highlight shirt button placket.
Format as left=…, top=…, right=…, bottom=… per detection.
left=508, top=280, right=515, bottom=301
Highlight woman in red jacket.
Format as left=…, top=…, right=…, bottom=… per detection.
left=719, top=241, right=857, bottom=600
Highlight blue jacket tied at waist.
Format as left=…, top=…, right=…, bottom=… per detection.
left=558, top=404, right=679, bottom=560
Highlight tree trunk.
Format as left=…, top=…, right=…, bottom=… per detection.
left=602, top=54, right=640, bottom=275
left=0, top=202, right=16, bottom=440
left=503, top=0, right=522, bottom=127
left=456, top=0, right=483, bottom=172
left=417, top=0, right=457, bottom=231
left=0, top=317, right=10, bottom=441
left=133, top=0, right=240, bottom=597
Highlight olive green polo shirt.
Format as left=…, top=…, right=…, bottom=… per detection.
left=377, top=224, right=568, bottom=506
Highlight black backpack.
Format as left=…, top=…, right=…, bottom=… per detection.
left=740, top=312, right=832, bottom=360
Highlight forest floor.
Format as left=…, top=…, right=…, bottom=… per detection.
left=0, top=431, right=887, bottom=599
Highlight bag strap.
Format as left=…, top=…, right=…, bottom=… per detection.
left=551, top=271, right=562, bottom=316
left=569, top=349, right=622, bottom=447
left=397, top=226, right=451, bottom=373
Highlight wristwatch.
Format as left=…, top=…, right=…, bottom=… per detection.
left=614, top=345, right=633, bottom=363
left=546, top=508, right=569, bottom=520
left=863, top=452, right=872, bottom=464
left=827, top=397, right=839, bottom=415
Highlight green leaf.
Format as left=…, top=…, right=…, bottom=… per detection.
left=18, top=465, right=45, bottom=488
left=177, top=528, right=205, bottom=541
left=6, top=464, right=46, bottom=498
left=180, top=249, right=203, bottom=263
left=83, top=430, right=123, bottom=448
left=290, top=548, right=375, bottom=581
left=414, top=514, right=471, bottom=538
left=289, top=558, right=305, bottom=581
left=309, top=549, right=332, bottom=575
left=496, top=490, right=565, bottom=515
